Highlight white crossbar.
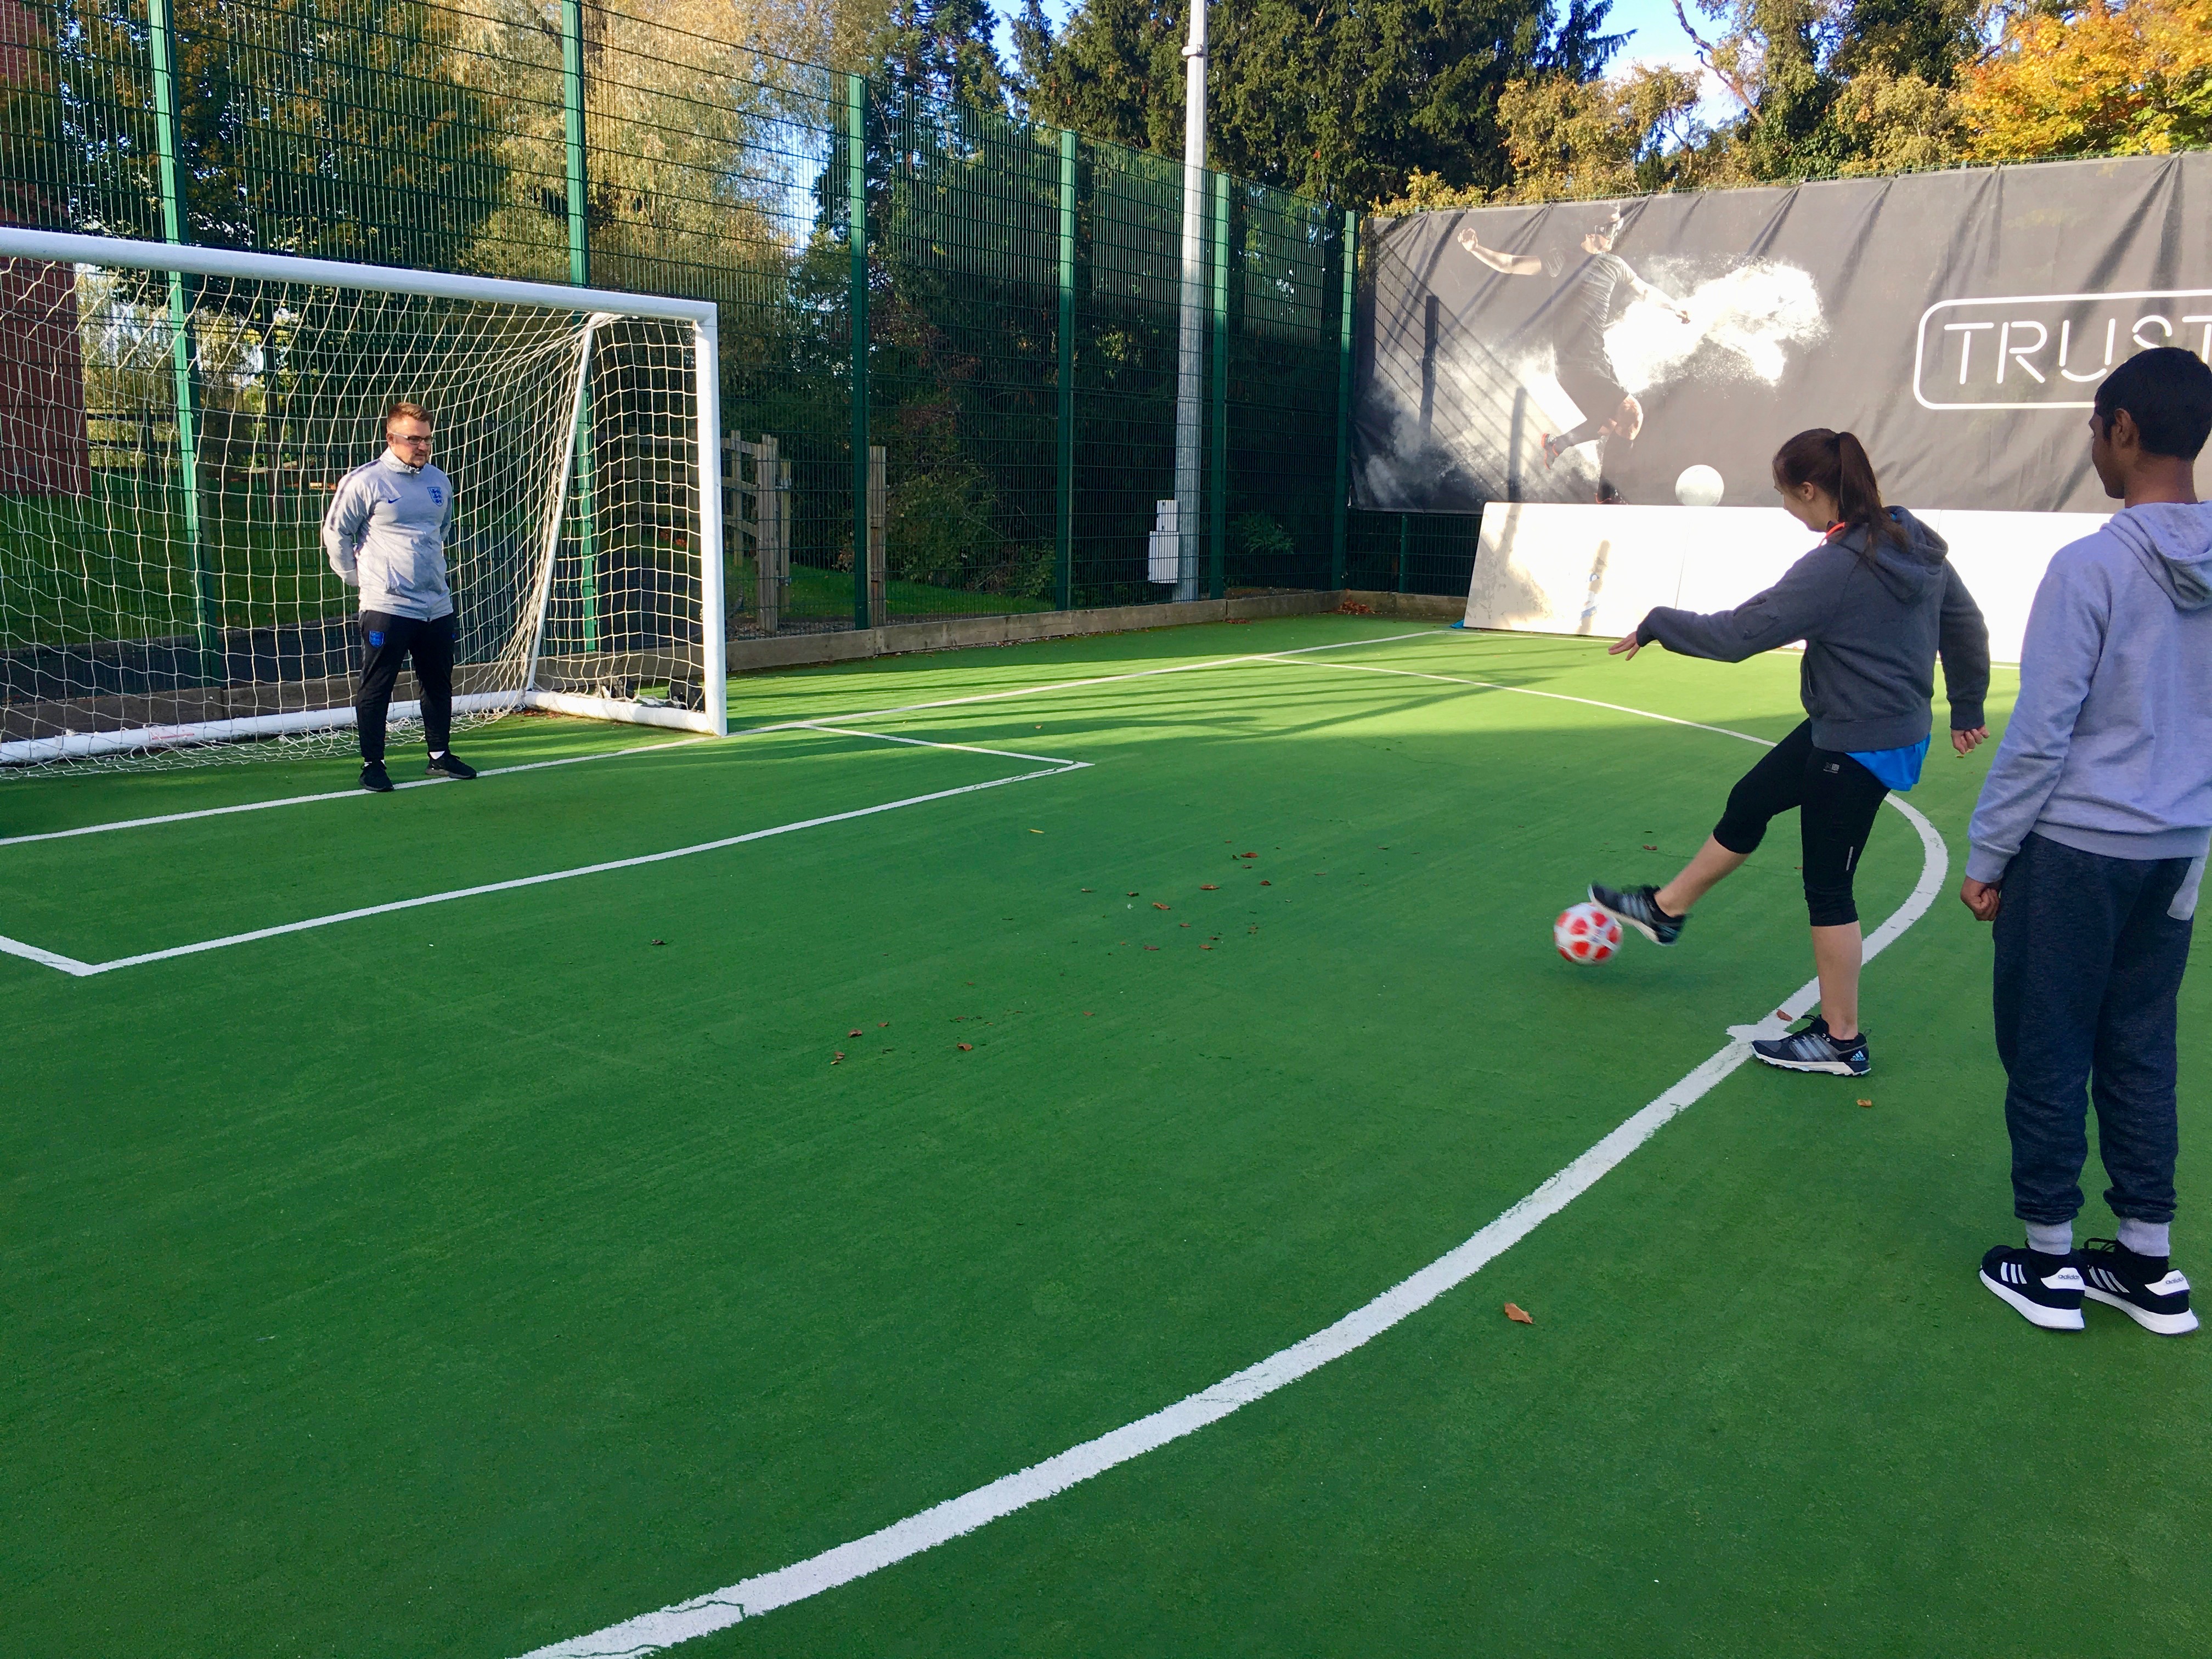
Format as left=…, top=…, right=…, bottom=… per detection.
left=0, top=228, right=718, bottom=324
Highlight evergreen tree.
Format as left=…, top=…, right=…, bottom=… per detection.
left=1015, top=0, right=1624, bottom=203
left=883, top=0, right=1011, bottom=109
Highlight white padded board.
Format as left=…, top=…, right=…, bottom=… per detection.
left=1464, top=504, right=2111, bottom=664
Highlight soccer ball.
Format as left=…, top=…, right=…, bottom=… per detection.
left=1554, top=901, right=1623, bottom=963
left=1675, top=464, right=1725, bottom=507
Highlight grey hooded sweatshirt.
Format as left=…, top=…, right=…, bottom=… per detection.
left=1635, top=509, right=1991, bottom=752
left=321, top=450, right=455, bottom=620
left=1967, top=502, right=2212, bottom=909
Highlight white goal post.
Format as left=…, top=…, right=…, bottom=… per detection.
left=0, top=228, right=725, bottom=770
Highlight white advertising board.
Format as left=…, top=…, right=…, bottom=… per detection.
left=1464, top=504, right=2110, bottom=664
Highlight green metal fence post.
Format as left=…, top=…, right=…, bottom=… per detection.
left=1330, top=208, right=1358, bottom=592
left=848, top=73, right=871, bottom=633
left=561, top=0, right=599, bottom=653
left=1055, top=128, right=1076, bottom=613
left=1207, top=171, right=1228, bottom=601
left=146, top=0, right=218, bottom=683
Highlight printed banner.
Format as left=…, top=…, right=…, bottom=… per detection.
left=1352, top=154, right=2212, bottom=514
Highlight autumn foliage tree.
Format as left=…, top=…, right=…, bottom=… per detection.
left=1960, top=0, right=2212, bottom=158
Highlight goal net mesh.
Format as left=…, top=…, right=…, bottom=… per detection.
left=0, top=253, right=707, bottom=772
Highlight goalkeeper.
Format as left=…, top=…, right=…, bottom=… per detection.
left=323, top=400, right=477, bottom=792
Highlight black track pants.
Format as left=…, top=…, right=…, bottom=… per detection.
left=1712, top=720, right=1891, bottom=927
left=355, top=609, right=455, bottom=764
left=1993, top=832, right=2193, bottom=1227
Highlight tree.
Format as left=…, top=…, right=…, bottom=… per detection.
left=881, top=0, right=1008, bottom=109
left=1961, top=0, right=2212, bottom=159
left=1016, top=0, right=1626, bottom=204
left=1374, top=65, right=1708, bottom=207
left=1664, top=0, right=1976, bottom=179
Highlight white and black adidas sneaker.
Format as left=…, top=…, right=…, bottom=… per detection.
left=1979, top=1244, right=2086, bottom=1331
left=2079, top=1238, right=2198, bottom=1336
left=1752, top=1017, right=1871, bottom=1077
left=1588, top=882, right=1686, bottom=946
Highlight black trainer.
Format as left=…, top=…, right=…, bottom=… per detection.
left=2079, top=1238, right=2198, bottom=1335
left=425, top=751, right=478, bottom=780
left=1752, top=1015, right=1870, bottom=1077
left=1588, top=882, right=1685, bottom=946
left=360, top=760, right=394, bottom=793
left=1979, top=1244, right=2086, bottom=1331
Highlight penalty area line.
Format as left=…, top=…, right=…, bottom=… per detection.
left=8, top=761, right=1087, bottom=978
left=511, top=682, right=1951, bottom=1659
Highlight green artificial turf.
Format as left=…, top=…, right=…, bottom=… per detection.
left=3, top=618, right=2204, bottom=1659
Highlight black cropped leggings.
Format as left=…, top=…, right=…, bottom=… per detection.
left=1713, top=720, right=1891, bottom=927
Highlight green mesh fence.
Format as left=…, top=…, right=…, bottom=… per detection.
left=2, top=0, right=1367, bottom=647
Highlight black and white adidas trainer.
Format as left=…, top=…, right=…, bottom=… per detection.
left=1588, top=882, right=1686, bottom=946
left=1979, top=1244, right=2086, bottom=1331
left=2079, top=1238, right=2198, bottom=1335
left=1752, top=1016, right=1871, bottom=1077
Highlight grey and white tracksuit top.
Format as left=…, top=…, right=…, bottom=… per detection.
left=321, top=450, right=455, bottom=620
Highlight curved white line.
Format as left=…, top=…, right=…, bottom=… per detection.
left=515, top=651, right=1951, bottom=1659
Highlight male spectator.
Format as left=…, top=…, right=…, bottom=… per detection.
left=323, top=400, right=477, bottom=792
left=1964, top=346, right=2212, bottom=1336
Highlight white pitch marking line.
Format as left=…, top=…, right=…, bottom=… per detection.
left=4, top=629, right=1443, bottom=848
left=0, top=735, right=718, bottom=848
left=740, top=629, right=1451, bottom=735
left=1250, top=651, right=1775, bottom=746
left=511, top=673, right=1951, bottom=1659
left=0, top=932, right=98, bottom=977
left=777, top=723, right=1081, bottom=768
left=18, top=763, right=1088, bottom=978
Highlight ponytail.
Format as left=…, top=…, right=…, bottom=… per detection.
left=1771, top=428, right=1905, bottom=552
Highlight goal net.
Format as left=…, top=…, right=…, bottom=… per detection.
left=0, top=230, right=725, bottom=771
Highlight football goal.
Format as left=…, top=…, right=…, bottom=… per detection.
left=0, top=228, right=725, bottom=770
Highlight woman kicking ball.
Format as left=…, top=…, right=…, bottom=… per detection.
left=1591, top=429, right=1993, bottom=1077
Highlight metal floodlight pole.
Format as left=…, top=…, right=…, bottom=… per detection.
left=1172, top=0, right=1207, bottom=603
left=145, top=0, right=219, bottom=684
left=560, top=0, right=601, bottom=653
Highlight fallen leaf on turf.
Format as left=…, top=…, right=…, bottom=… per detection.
left=1154, top=902, right=1170, bottom=910
left=1199, top=884, right=1218, bottom=890
left=1127, top=891, right=1139, bottom=897
left=848, top=1029, right=862, bottom=1037
left=1081, top=888, right=1093, bottom=892
left=1029, top=829, right=1043, bottom=834
left=957, top=1042, right=973, bottom=1051
left=1084, top=1011, right=1094, bottom=1016
left=833, top=1052, right=844, bottom=1063
left=1260, top=879, right=1271, bottom=886
left=1643, top=844, right=1657, bottom=850
left=1504, top=1303, right=1534, bottom=1324
left=1858, top=1098, right=1874, bottom=1108
left=1775, top=1009, right=1791, bottom=1020
left=1238, top=851, right=1257, bottom=858
left=879, top=1021, right=889, bottom=1027
left=1200, top=944, right=1212, bottom=950
left=651, top=939, right=665, bottom=946
left=1144, top=945, right=1160, bottom=951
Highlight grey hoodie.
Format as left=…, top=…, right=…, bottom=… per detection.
left=1637, top=509, right=1991, bottom=752
left=321, top=450, right=455, bottom=620
left=1967, top=501, right=2212, bottom=912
